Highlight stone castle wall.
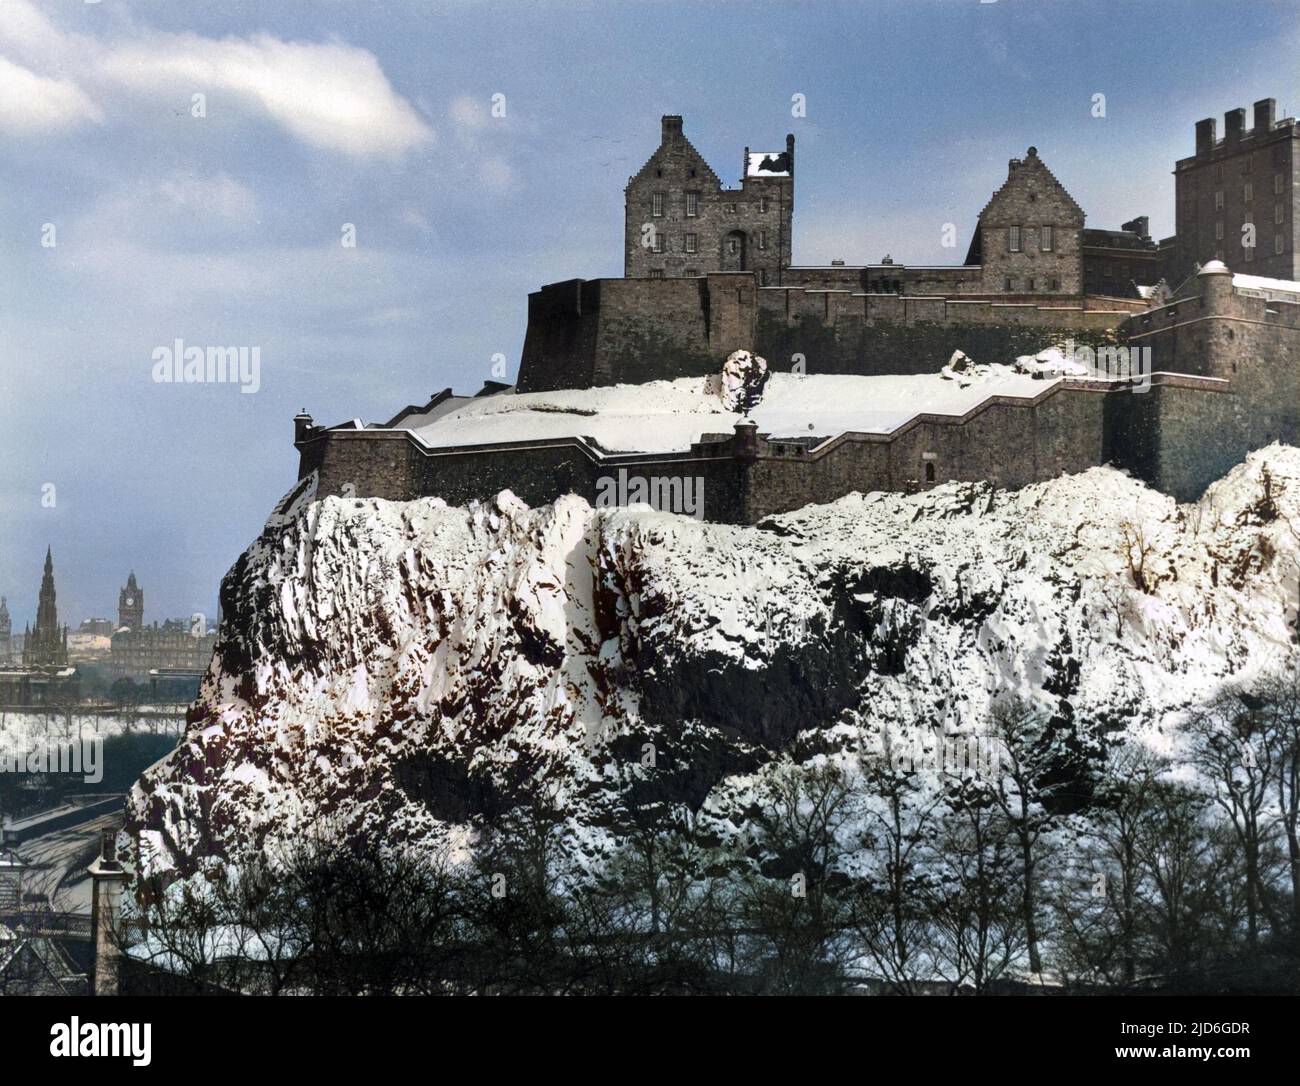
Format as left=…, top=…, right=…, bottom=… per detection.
left=299, top=268, right=1300, bottom=519
left=298, top=380, right=1185, bottom=524
left=518, top=272, right=1139, bottom=391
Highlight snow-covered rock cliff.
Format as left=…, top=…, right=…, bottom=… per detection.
left=127, top=446, right=1300, bottom=879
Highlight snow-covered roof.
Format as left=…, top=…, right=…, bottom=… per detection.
left=398, top=365, right=1062, bottom=455
left=1232, top=271, right=1300, bottom=300
left=746, top=151, right=790, bottom=178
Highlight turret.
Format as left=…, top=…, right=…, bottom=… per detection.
left=1197, top=258, right=1235, bottom=310
left=294, top=409, right=315, bottom=446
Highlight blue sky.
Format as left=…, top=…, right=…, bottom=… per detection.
left=2, top=0, right=1298, bottom=628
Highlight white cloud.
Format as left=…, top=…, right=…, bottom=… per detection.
left=0, top=1, right=432, bottom=156
left=0, top=54, right=102, bottom=132
left=99, top=33, right=432, bottom=158
left=155, top=174, right=259, bottom=221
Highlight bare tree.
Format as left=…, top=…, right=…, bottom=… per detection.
left=1184, top=690, right=1279, bottom=949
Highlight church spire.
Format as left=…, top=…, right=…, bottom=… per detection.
left=24, top=546, right=68, bottom=669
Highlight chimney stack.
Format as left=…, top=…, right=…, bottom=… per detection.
left=1254, top=97, right=1276, bottom=135
left=1226, top=107, right=1246, bottom=142
left=661, top=115, right=683, bottom=143
left=1122, top=216, right=1150, bottom=240
left=1196, top=117, right=1217, bottom=155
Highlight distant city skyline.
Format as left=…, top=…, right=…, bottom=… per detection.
left=3, top=548, right=217, bottom=633
left=3, top=0, right=1299, bottom=625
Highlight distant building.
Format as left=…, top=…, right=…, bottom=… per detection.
left=117, top=572, right=143, bottom=631
left=108, top=573, right=216, bottom=677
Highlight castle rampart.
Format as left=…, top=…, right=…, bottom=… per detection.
left=518, top=271, right=1141, bottom=392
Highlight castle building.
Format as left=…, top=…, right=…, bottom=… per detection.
left=292, top=96, right=1300, bottom=524
left=0, top=597, right=10, bottom=666
left=1081, top=217, right=1161, bottom=298
left=118, top=571, right=143, bottom=631
left=22, top=547, right=68, bottom=669
left=625, top=115, right=794, bottom=284
left=962, top=146, right=1086, bottom=295
left=1169, top=98, right=1299, bottom=284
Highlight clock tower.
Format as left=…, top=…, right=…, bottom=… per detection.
left=118, top=572, right=144, bottom=630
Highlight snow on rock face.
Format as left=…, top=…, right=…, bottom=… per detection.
left=718, top=350, right=769, bottom=414
left=128, top=447, right=1300, bottom=879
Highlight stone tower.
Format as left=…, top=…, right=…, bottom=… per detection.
left=624, top=115, right=794, bottom=284
left=0, top=596, right=10, bottom=665
left=118, top=571, right=144, bottom=631
left=22, top=547, right=68, bottom=669
left=1172, top=98, right=1299, bottom=285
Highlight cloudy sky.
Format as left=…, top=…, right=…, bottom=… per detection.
left=1, top=0, right=1297, bottom=630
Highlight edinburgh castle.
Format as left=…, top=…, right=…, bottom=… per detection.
left=292, top=98, right=1300, bottom=523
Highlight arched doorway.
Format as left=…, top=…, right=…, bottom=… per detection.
left=721, top=230, right=747, bottom=271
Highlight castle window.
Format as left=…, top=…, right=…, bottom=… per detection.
left=1215, top=220, right=1224, bottom=240
left=689, top=168, right=697, bottom=178
left=1008, top=225, right=1022, bottom=252
left=761, top=197, right=770, bottom=213
left=728, top=236, right=739, bottom=254
left=1027, top=278, right=1035, bottom=291
left=1215, top=163, right=1224, bottom=181
left=648, top=269, right=664, bottom=279
left=1215, top=190, right=1224, bottom=210
left=1244, top=181, right=1254, bottom=203
left=1277, top=234, right=1286, bottom=255
left=652, top=192, right=665, bottom=217
left=684, top=268, right=698, bottom=277
left=1276, top=173, right=1285, bottom=195
left=652, top=231, right=664, bottom=253
left=759, top=230, right=768, bottom=250
left=1242, top=154, right=1253, bottom=174
left=1004, top=276, right=1014, bottom=291
left=760, top=269, right=768, bottom=286
left=1049, top=277, right=1059, bottom=290
left=685, top=232, right=697, bottom=253
left=1040, top=225, right=1053, bottom=251
left=1245, top=243, right=1255, bottom=262
left=924, top=462, right=936, bottom=482
left=686, top=191, right=699, bottom=217
left=1277, top=203, right=1285, bottom=224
